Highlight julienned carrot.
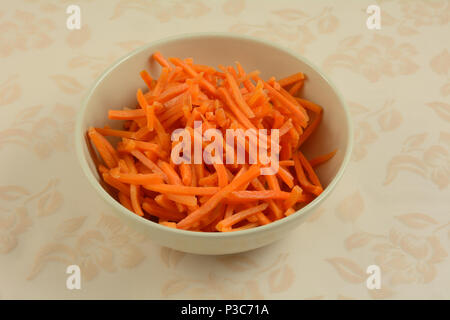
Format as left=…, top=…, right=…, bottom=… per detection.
left=95, top=127, right=135, bottom=139
left=227, top=190, right=290, bottom=201
left=293, top=153, right=322, bottom=196
left=278, top=72, right=305, bottom=87
left=143, top=184, right=219, bottom=195
left=166, top=194, right=197, bottom=207
left=225, top=71, right=255, bottom=118
left=177, top=164, right=261, bottom=230
left=309, top=149, right=337, bottom=168
left=297, top=151, right=322, bottom=189
left=102, top=172, right=130, bottom=196
left=216, top=203, right=268, bottom=231
left=108, top=109, right=146, bottom=120
left=261, top=80, right=309, bottom=128
left=142, top=199, right=186, bottom=221
left=110, top=169, right=164, bottom=185
left=87, top=51, right=333, bottom=232
left=118, top=192, right=133, bottom=211
left=140, top=70, right=153, bottom=89
left=179, top=163, right=192, bottom=186
left=153, top=51, right=171, bottom=69
left=288, top=80, right=304, bottom=96
left=88, top=127, right=118, bottom=169
left=130, top=150, right=168, bottom=182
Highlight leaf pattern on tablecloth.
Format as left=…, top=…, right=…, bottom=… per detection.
left=336, top=191, right=364, bottom=223
left=0, top=179, right=62, bottom=254
left=0, top=75, right=21, bottom=107
left=110, top=0, right=211, bottom=22
left=385, top=132, right=450, bottom=189
left=324, top=34, right=419, bottom=82
left=27, top=212, right=149, bottom=281
left=0, top=103, right=75, bottom=158
left=160, top=252, right=294, bottom=299
left=428, top=49, right=450, bottom=113
left=378, top=0, right=450, bottom=35
left=349, top=100, right=402, bottom=162
left=0, top=10, right=55, bottom=57
left=222, top=0, right=246, bottom=16
left=65, top=24, right=91, bottom=49
left=332, top=197, right=449, bottom=299
left=230, top=6, right=339, bottom=53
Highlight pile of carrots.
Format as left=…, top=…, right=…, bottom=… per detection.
left=87, top=51, right=336, bottom=232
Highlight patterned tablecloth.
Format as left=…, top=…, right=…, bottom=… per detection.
left=0, top=0, right=449, bottom=300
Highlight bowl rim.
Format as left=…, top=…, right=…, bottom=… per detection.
left=75, top=32, right=353, bottom=239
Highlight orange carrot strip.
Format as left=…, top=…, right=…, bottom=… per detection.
left=278, top=72, right=305, bottom=87
left=168, top=57, right=217, bottom=96
left=102, top=172, right=130, bottom=196
left=142, top=199, right=186, bottom=221
left=218, top=87, right=256, bottom=130
left=110, top=169, right=164, bottom=185
left=288, top=80, right=304, bottom=96
left=279, top=160, right=295, bottom=166
left=166, top=194, right=197, bottom=207
left=108, top=109, right=146, bottom=120
left=228, top=222, right=259, bottom=232
left=298, top=151, right=323, bottom=188
left=158, top=160, right=182, bottom=185
left=284, top=208, right=295, bottom=217
left=255, top=212, right=271, bottom=225
left=227, top=190, right=290, bottom=201
left=295, top=98, right=323, bottom=114
left=88, top=127, right=118, bottom=169
left=213, top=163, right=228, bottom=188
left=309, top=149, right=337, bottom=168
left=180, top=163, right=192, bottom=186
left=298, top=109, right=323, bottom=147
left=284, top=185, right=303, bottom=210
left=293, top=153, right=322, bottom=196
left=118, top=192, right=133, bottom=212
left=277, top=166, right=294, bottom=188
left=177, top=164, right=261, bottom=230
left=157, top=83, right=189, bottom=103
left=160, top=221, right=177, bottom=228
left=122, top=156, right=145, bottom=217
left=198, top=172, right=218, bottom=187
left=152, top=51, right=171, bottom=69
left=130, top=150, right=168, bottom=181
left=143, top=184, right=219, bottom=195
left=262, top=81, right=308, bottom=128
left=140, top=70, right=153, bottom=89
left=216, top=203, right=268, bottom=231
left=225, top=71, right=255, bottom=118
left=95, top=127, right=135, bottom=139
left=250, top=177, right=283, bottom=219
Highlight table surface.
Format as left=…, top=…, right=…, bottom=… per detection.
left=0, top=0, right=449, bottom=299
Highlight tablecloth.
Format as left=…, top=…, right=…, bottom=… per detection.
left=0, top=0, right=449, bottom=299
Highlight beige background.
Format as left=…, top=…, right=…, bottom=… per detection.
left=0, top=0, right=449, bottom=299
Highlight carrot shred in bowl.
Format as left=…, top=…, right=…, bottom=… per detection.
left=87, top=51, right=336, bottom=232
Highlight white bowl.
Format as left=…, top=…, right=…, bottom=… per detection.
left=75, top=33, right=353, bottom=255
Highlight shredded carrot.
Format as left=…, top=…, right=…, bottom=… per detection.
left=88, top=127, right=118, bottom=169
left=152, top=51, right=171, bottom=69
left=140, top=70, right=153, bottom=89
left=309, top=149, right=337, bottom=168
left=87, top=52, right=334, bottom=232
left=95, top=127, right=135, bottom=139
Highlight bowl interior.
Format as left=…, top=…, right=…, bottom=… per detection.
left=78, top=34, right=351, bottom=216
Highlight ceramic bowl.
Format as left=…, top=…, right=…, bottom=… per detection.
left=75, top=33, right=353, bottom=255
